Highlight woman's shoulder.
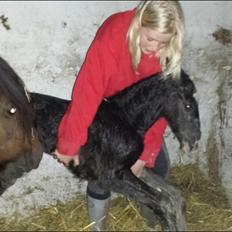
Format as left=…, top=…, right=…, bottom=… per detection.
left=105, top=9, right=136, bottom=27
left=96, top=9, right=136, bottom=40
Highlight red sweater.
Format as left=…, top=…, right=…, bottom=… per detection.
left=57, top=9, right=168, bottom=168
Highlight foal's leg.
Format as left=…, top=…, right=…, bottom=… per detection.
left=138, top=142, right=171, bottom=228
left=111, top=169, right=186, bottom=231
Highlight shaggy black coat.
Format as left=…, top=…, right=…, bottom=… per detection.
left=30, top=71, right=200, bottom=230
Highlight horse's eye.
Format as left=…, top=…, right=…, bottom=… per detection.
left=9, top=107, right=17, bottom=115
left=185, top=104, right=191, bottom=110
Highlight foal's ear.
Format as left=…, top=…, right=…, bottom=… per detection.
left=180, top=69, right=196, bottom=96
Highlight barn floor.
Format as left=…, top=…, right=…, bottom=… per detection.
left=0, top=164, right=231, bottom=231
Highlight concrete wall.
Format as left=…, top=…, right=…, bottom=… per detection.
left=0, top=1, right=231, bottom=217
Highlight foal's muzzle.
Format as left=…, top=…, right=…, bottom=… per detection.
left=181, top=140, right=199, bottom=153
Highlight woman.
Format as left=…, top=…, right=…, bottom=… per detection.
left=54, top=0, right=185, bottom=230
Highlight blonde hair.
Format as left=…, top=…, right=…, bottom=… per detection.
left=127, top=0, right=185, bottom=78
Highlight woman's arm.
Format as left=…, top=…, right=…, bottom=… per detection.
left=139, top=117, right=168, bottom=168
left=56, top=38, right=117, bottom=157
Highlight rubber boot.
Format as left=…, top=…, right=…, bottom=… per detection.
left=87, top=194, right=110, bottom=231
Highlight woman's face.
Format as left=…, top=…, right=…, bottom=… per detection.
left=140, top=27, right=173, bottom=55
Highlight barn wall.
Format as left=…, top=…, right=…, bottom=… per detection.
left=0, top=1, right=231, bottom=217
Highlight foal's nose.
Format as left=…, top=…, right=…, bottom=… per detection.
left=195, top=120, right=201, bottom=140
left=198, top=130, right=201, bottom=140
left=193, top=140, right=199, bottom=150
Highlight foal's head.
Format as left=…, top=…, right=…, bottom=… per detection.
left=164, top=70, right=201, bottom=152
left=0, top=57, right=34, bottom=164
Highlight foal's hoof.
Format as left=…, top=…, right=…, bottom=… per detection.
left=52, top=153, right=62, bottom=163
left=52, top=153, right=57, bottom=159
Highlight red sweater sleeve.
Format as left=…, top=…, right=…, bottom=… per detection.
left=139, top=117, right=168, bottom=168
left=57, top=38, right=116, bottom=156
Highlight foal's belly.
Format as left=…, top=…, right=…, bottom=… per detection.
left=86, top=106, right=143, bottom=170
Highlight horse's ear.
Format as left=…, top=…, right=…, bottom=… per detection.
left=180, top=69, right=196, bottom=96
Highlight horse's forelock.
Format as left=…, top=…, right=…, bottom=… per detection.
left=0, top=57, right=34, bottom=141
left=179, top=70, right=196, bottom=96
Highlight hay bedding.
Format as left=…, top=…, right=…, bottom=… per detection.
left=169, top=165, right=232, bottom=231
left=0, top=164, right=231, bottom=231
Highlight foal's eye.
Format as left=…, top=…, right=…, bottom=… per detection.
left=8, top=107, right=17, bottom=115
left=185, top=104, right=191, bottom=110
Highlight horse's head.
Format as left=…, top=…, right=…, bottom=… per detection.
left=164, top=70, right=201, bottom=153
left=0, top=57, right=41, bottom=165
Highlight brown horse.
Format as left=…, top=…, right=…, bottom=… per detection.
left=0, top=56, right=201, bottom=231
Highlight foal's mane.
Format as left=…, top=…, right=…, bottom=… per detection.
left=110, top=72, right=178, bottom=107
left=0, top=57, right=34, bottom=140
left=110, top=70, right=195, bottom=106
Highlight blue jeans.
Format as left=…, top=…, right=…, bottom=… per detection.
left=151, top=140, right=170, bottom=179
left=86, top=140, right=171, bottom=229
left=87, top=140, right=170, bottom=198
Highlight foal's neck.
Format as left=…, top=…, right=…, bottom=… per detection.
left=109, top=75, right=167, bottom=136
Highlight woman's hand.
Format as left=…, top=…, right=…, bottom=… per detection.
left=130, top=159, right=146, bottom=177
left=53, top=149, right=80, bottom=167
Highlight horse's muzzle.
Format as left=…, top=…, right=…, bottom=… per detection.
left=181, top=140, right=199, bottom=153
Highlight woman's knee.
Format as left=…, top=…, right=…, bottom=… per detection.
left=87, top=180, right=111, bottom=200
left=152, top=140, right=170, bottom=178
